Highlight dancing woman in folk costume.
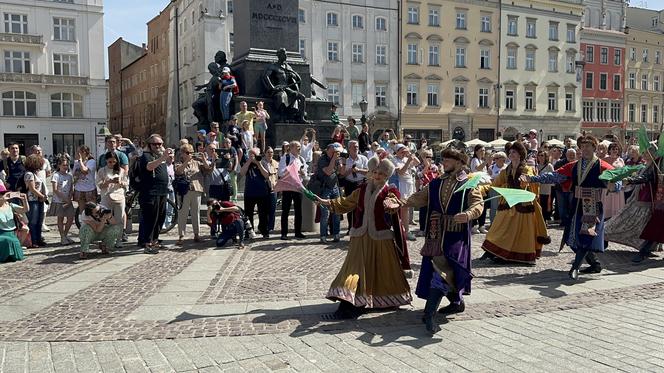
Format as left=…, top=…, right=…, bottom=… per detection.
left=402, top=148, right=484, bottom=333
left=481, top=142, right=549, bottom=265
left=317, top=157, right=412, bottom=319
left=526, top=135, right=620, bottom=280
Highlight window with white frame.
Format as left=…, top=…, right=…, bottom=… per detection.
left=505, top=89, right=515, bottom=110
left=628, top=103, right=635, bottom=122
left=327, top=42, right=339, bottom=61
left=327, top=83, right=340, bottom=104
left=600, top=48, right=608, bottom=64
left=642, top=74, right=649, bottom=90
left=352, top=44, right=364, bottom=63
left=526, top=18, right=536, bottom=38
left=352, top=83, right=365, bottom=106
left=507, top=16, right=518, bottom=36
left=481, top=15, right=491, bottom=32
left=455, top=47, right=466, bottom=67
left=614, top=49, right=622, bottom=65
left=479, top=88, right=489, bottom=108
left=641, top=104, right=648, bottom=123
left=376, top=17, right=387, bottom=31
left=566, top=52, right=575, bottom=73
left=454, top=86, right=465, bottom=107
left=407, top=43, right=418, bottom=64
left=507, top=47, right=517, bottom=69
left=611, top=102, right=621, bottom=122
left=643, top=48, right=649, bottom=63
left=1, top=90, right=36, bottom=116
left=3, top=51, right=30, bottom=73
left=629, top=72, right=636, bottom=89
left=566, top=24, right=575, bottom=42
left=298, top=9, right=305, bottom=23
left=585, top=72, right=593, bottom=89
left=407, top=6, right=419, bottom=24
left=480, top=49, right=490, bottom=69
left=53, top=53, right=78, bottom=76
left=429, top=7, right=440, bottom=26
left=548, top=91, right=557, bottom=111
left=526, top=49, right=535, bottom=71
left=227, top=1, right=233, bottom=13
left=53, top=17, right=75, bottom=41
left=548, top=50, right=558, bottom=72
left=427, top=84, right=439, bottom=106
left=525, top=90, right=534, bottom=110
left=654, top=105, right=659, bottom=124
left=299, top=39, right=305, bottom=59
left=583, top=101, right=594, bottom=121
left=586, top=45, right=594, bottom=63
left=352, top=15, right=363, bottom=29
left=653, top=17, right=659, bottom=27
left=613, top=74, right=621, bottom=91
left=407, top=83, right=418, bottom=105
left=597, top=101, right=608, bottom=122
left=326, top=12, right=338, bottom=26
left=51, top=92, right=82, bottom=118
left=565, top=92, right=574, bottom=112
left=375, top=85, right=387, bottom=107
left=655, top=75, right=661, bottom=91
left=600, top=73, right=607, bottom=90
left=630, top=47, right=636, bottom=61
left=376, top=45, right=387, bottom=65
left=4, top=14, right=28, bottom=34
left=549, top=21, right=558, bottom=41
left=657, top=51, right=662, bottom=64
left=429, top=45, right=439, bottom=66
left=456, top=11, right=466, bottom=29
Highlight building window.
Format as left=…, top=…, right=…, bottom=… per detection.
left=629, top=72, right=636, bottom=89
left=505, top=90, right=515, bottom=110
left=326, top=12, right=339, bottom=27
left=51, top=92, right=82, bottom=118
left=526, top=18, right=536, bottom=38
left=481, top=15, right=491, bottom=32
left=614, top=49, right=622, bottom=65
left=479, top=88, right=489, bottom=108
left=566, top=24, right=575, bottom=43
left=1, top=91, right=36, bottom=116
left=407, top=6, right=419, bottom=24
left=429, top=45, right=439, bottom=66
left=600, top=73, right=607, bottom=90
left=53, top=54, right=78, bottom=76
left=654, top=105, right=659, bottom=124
left=327, top=83, right=340, bottom=104
left=53, top=17, right=75, bottom=41
left=376, top=17, right=387, bottom=31
left=653, top=17, right=659, bottom=27
left=456, top=12, right=466, bottom=29
left=583, top=101, right=594, bottom=121
left=549, top=21, right=558, bottom=41
left=52, top=133, right=84, bottom=158
left=526, top=49, right=535, bottom=71
left=352, top=44, right=364, bottom=63
left=352, top=83, right=365, bottom=106
left=507, top=47, right=517, bottom=69
left=525, top=90, right=534, bottom=110
left=565, top=92, right=574, bottom=112
left=613, top=74, right=621, bottom=91
left=407, top=83, right=418, bottom=105
left=299, top=39, right=305, bottom=59
left=3, top=51, right=30, bottom=73
left=600, top=48, right=608, bottom=64
left=585, top=72, right=593, bottom=89
left=429, top=8, right=440, bottom=27
left=407, top=44, right=418, bottom=64
left=548, top=51, right=558, bottom=72
left=655, top=75, right=661, bottom=91
left=3, top=14, right=28, bottom=34
left=352, top=15, right=364, bottom=29
left=427, top=84, right=439, bottom=106
left=641, top=104, right=648, bottom=123
left=643, top=48, right=649, bottom=63
left=628, top=103, right=635, bottom=122
left=548, top=92, right=557, bottom=111
left=454, top=86, right=465, bottom=107
left=375, top=45, right=387, bottom=65
left=480, top=49, right=490, bottom=69
left=657, top=51, right=662, bottom=64
left=227, top=1, right=233, bottom=13
left=327, top=42, right=339, bottom=61
left=566, top=53, right=575, bottom=73
left=642, top=74, right=648, bottom=90
left=597, top=101, right=608, bottom=122
left=298, top=9, right=305, bottom=23
left=611, top=102, right=621, bottom=122
left=507, top=16, right=518, bottom=36
left=375, top=85, right=387, bottom=107
left=586, top=46, right=594, bottom=63
left=455, top=47, right=466, bottom=68
left=630, top=47, right=636, bottom=61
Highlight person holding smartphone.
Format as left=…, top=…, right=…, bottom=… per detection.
left=0, top=185, right=27, bottom=262
left=96, top=152, right=128, bottom=248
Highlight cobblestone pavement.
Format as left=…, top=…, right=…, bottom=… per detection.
left=0, top=215, right=662, bottom=371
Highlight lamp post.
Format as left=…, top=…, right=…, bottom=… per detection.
left=359, top=97, right=368, bottom=126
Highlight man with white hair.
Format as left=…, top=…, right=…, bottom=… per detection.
left=341, top=141, right=368, bottom=230
left=278, top=141, right=307, bottom=240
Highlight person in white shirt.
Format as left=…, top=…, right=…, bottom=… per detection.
left=278, top=141, right=307, bottom=240
left=393, top=144, right=420, bottom=241
left=300, top=128, right=316, bottom=164
left=340, top=141, right=368, bottom=230
left=527, top=129, right=539, bottom=152
left=30, top=145, right=52, bottom=232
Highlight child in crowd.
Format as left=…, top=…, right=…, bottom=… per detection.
left=207, top=198, right=245, bottom=249
left=48, top=156, right=75, bottom=244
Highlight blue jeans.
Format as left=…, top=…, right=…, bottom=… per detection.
left=163, top=190, right=175, bottom=229
left=319, top=187, right=340, bottom=237
left=27, top=200, right=44, bottom=244
left=216, top=220, right=244, bottom=247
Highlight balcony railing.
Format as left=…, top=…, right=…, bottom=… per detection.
left=0, top=72, right=88, bottom=86
left=0, top=33, right=43, bottom=46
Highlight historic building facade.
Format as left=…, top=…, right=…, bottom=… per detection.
left=580, top=0, right=627, bottom=139
left=498, top=0, right=584, bottom=142
left=400, top=0, right=500, bottom=143
left=0, top=0, right=107, bottom=156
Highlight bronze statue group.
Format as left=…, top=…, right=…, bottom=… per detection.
left=316, top=135, right=664, bottom=334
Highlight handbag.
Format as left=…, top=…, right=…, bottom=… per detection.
left=172, top=175, right=191, bottom=197
left=307, top=176, right=322, bottom=196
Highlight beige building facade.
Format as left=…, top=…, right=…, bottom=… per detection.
left=400, top=0, right=500, bottom=143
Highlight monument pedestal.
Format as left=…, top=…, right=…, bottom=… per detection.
left=301, top=197, right=317, bottom=233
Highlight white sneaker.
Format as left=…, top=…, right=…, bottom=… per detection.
left=471, top=227, right=479, bottom=234
left=42, top=225, right=51, bottom=232
left=479, top=227, right=488, bottom=234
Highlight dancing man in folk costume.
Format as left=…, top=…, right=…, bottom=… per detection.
left=526, top=135, right=620, bottom=280
left=401, top=148, right=484, bottom=333
left=317, top=157, right=412, bottom=319
left=480, top=141, right=549, bottom=265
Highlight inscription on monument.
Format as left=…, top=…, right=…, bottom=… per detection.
left=234, top=0, right=299, bottom=56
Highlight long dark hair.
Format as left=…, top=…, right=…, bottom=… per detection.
left=507, top=142, right=527, bottom=188
left=105, top=151, right=121, bottom=174
left=472, top=144, right=485, bottom=160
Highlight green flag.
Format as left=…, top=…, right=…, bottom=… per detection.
left=638, top=124, right=650, bottom=155
left=491, top=187, right=536, bottom=208
left=599, top=164, right=646, bottom=182
left=454, top=173, right=483, bottom=194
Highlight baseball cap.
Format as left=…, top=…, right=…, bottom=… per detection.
left=197, top=129, right=207, bottom=135
left=529, top=129, right=537, bottom=134
left=327, top=142, right=343, bottom=151
left=395, top=144, right=407, bottom=152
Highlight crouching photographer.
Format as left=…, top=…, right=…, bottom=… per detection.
left=206, top=199, right=247, bottom=249
left=78, top=202, right=122, bottom=259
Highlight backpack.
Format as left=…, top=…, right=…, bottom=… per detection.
left=128, top=157, right=142, bottom=191
left=3, top=156, right=26, bottom=192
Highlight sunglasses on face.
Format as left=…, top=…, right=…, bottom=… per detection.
left=150, top=143, right=163, bottom=146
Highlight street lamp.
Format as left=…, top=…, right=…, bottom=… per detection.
left=359, top=97, right=368, bottom=125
